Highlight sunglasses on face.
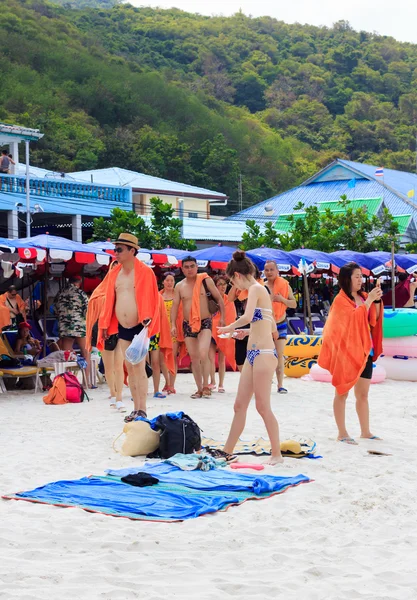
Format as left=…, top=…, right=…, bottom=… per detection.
left=114, top=246, right=126, bottom=254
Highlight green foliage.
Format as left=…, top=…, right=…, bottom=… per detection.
left=277, top=196, right=400, bottom=252
left=90, top=199, right=197, bottom=250
left=240, top=220, right=279, bottom=250
left=3, top=0, right=417, bottom=217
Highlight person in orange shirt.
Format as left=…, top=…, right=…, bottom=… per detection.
left=0, top=285, right=26, bottom=326
left=99, top=233, right=160, bottom=422
left=264, top=260, right=296, bottom=394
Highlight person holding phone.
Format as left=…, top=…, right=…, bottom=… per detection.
left=319, top=262, right=383, bottom=445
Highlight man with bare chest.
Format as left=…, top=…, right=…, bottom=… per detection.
left=171, top=256, right=225, bottom=398
left=99, top=233, right=159, bottom=421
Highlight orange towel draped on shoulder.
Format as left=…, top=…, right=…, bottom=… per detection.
left=212, top=293, right=237, bottom=370
left=85, top=275, right=109, bottom=352
left=318, top=290, right=383, bottom=395
left=98, top=260, right=160, bottom=351
left=272, top=276, right=290, bottom=322
left=189, top=273, right=209, bottom=333
left=0, top=304, right=10, bottom=330
left=236, top=279, right=264, bottom=301
left=157, top=294, right=175, bottom=374
left=0, top=292, right=26, bottom=316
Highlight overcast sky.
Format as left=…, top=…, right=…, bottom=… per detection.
left=129, top=0, right=417, bottom=44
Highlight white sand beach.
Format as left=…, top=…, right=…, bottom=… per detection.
left=1, top=373, right=417, bottom=600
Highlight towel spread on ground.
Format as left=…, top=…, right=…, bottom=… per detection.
left=211, top=293, right=237, bottom=371
left=201, top=436, right=321, bottom=459
left=3, top=464, right=311, bottom=522
left=318, top=290, right=383, bottom=395
left=189, top=273, right=209, bottom=333
left=98, top=260, right=160, bottom=348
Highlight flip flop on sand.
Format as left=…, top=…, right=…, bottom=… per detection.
left=361, top=435, right=382, bottom=440
left=338, top=437, right=358, bottom=445
left=190, top=391, right=203, bottom=399
left=218, top=386, right=225, bottom=393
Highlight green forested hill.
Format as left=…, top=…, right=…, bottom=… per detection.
left=1, top=1, right=417, bottom=213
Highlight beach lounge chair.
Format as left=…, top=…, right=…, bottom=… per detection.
left=0, top=334, right=52, bottom=393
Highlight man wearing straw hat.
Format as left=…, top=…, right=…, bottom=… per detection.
left=264, top=260, right=296, bottom=394
left=99, top=233, right=160, bottom=421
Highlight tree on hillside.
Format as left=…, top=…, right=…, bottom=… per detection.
left=277, top=196, right=400, bottom=252
left=90, top=198, right=197, bottom=250
left=240, top=220, right=279, bottom=250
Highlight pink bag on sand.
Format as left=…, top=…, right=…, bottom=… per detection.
left=61, top=372, right=87, bottom=403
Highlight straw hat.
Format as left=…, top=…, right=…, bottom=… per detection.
left=114, top=233, right=139, bottom=250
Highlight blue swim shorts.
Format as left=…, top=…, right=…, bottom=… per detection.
left=276, top=321, right=288, bottom=340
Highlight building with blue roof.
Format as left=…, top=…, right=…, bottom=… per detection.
left=228, top=159, right=417, bottom=245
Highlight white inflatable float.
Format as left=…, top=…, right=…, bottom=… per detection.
left=310, top=363, right=386, bottom=384
left=377, top=355, right=417, bottom=381
left=382, top=336, right=417, bottom=358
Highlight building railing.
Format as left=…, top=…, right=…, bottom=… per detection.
left=0, top=173, right=131, bottom=204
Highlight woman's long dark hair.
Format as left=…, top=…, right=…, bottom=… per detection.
left=338, top=262, right=363, bottom=300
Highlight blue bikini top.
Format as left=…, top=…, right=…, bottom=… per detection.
left=251, top=307, right=274, bottom=323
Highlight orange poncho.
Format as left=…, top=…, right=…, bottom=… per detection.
left=189, top=273, right=209, bottom=333
left=212, top=293, right=237, bottom=370
left=98, top=260, right=160, bottom=350
left=157, top=294, right=175, bottom=374
left=318, top=290, right=383, bottom=395
left=271, top=276, right=290, bottom=322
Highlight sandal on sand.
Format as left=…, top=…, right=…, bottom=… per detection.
left=190, top=391, right=203, bottom=399
left=153, top=392, right=167, bottom=398
left=202, top=387, right=212, bottom=398
left=218, top=386, right=225, bottom=393
left=167, top=387, right=176, bottom=395
left=338, top=437, right=358, bottom=445
left=361, top=435, right=382, bottom=440
left=116, top=401, right=126, bottom=413
left=109, top=397, right=117, bottom=408
left=124, top=409, right=147, bottom=423
left=207, top=383, right=216, bottom=390
left=205, top=448, right=238, bottom=463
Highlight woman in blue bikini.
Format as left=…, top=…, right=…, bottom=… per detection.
left=218, top=250, right=283, bottom=465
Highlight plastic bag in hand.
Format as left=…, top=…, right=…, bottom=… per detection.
left=125, top=326, right=150, bottom=365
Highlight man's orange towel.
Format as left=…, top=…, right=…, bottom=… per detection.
left=0, top=304, right=11, bottom=330
left=157, top=294, right=175, bottom=374
left=189, top=273, right=209, bottom=333
left=318, top=290, right=383, bottom=395
left=86, top=276, right=109, bottom=352
left=98, top=260, right=160, bottom=350
left=212, top=294, right=237, bottom=370
left=0, top=292, right=26, bottom=317
left=272, top=276, right=290, bottom=322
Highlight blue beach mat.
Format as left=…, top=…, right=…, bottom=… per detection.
left=3, top=464, right=311, bottom=522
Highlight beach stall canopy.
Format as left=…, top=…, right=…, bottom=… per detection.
left=394, top=254, right=417, bottom=274
left=329, top=250, right=388, bottom=275
left=87, top=241, right=180, bottom=266
left=288, top=249, right=335, bottom=272
left=190, top=245, right=266, bottom=270
left=245, top=248, right=298, bottom=271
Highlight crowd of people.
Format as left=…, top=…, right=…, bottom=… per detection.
left=2, top=231, right=416, bottom=458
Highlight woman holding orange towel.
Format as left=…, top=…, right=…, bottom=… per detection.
left=209, top=275, right=237, bottom=392
left=319, top=262, right=383, bottom=445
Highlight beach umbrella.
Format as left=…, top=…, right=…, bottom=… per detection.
left=288, top=249, right=335, bottom=272
left=246, top=248, right=297, bottom=272
left=393, top=254, right=417, bottom=274
left=329, top=250, right=385, bottom=275
left=190, top=245, right=264, bottom=270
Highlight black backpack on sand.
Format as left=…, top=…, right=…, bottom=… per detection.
left=149, top=413, right=201, bottom=459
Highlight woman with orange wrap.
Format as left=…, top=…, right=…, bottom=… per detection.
left=209, top=275, right=236, bottom=392
left=319, top=262, right=383, bottom=445
left=160, top=272, right=179, bottom=394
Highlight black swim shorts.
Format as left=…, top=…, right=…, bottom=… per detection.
left=118, top=322, right=144, bottom=342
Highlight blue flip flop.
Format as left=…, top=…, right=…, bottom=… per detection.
left=153, top=392, right=167, bottom=398
left=338, top=437, right=358, bottom=445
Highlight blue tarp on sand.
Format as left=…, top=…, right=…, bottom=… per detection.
left=4, top=464, right=311, bottom=522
